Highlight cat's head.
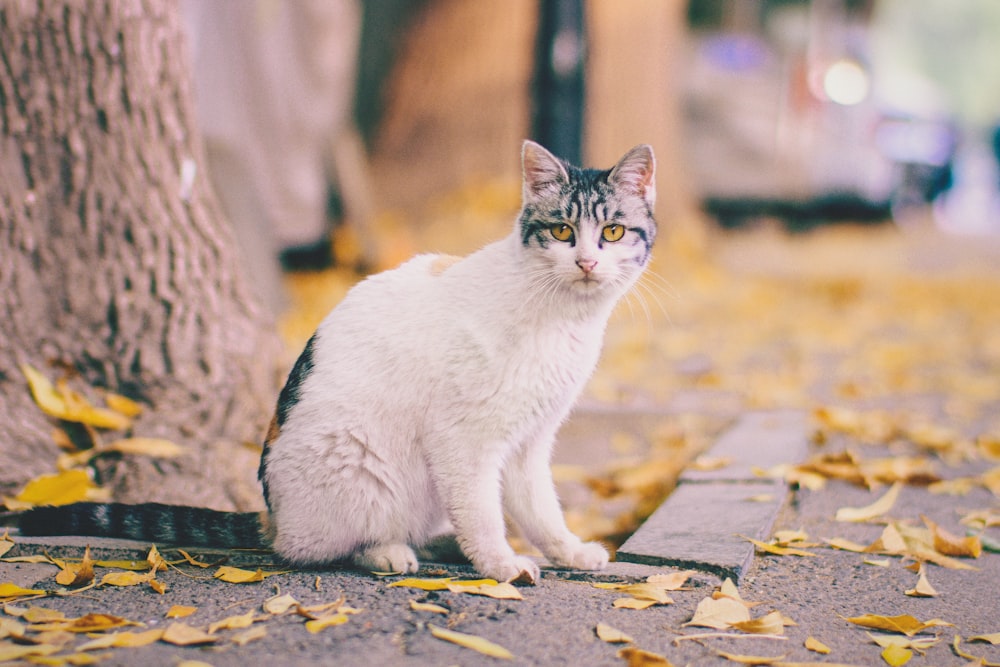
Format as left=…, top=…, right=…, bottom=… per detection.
left=517, top=141, right=656, bottom=301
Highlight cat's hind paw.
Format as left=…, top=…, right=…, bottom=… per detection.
left=354, top=543, right=419, bottom=574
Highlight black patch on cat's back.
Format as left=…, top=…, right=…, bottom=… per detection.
left=259, top=332, right=318, bottom=507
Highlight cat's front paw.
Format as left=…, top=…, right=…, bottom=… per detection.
left=548, top=540, right=609, bottom=571
left=353, top=543, right=419, bottom=574
left=477, top=555, right=541, bottom=585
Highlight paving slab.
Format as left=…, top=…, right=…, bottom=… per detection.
left=617, top=410, right=808, bottom=581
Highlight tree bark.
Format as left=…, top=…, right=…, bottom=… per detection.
left=0, top=0, right=280, bottom=510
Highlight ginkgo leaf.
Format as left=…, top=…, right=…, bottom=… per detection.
left=804, top=636, right=831, bottom=654
left=55, top=613, right=135, bottom=633
left=0, top=530, right=13, bottom=558
left=166, top=605, right=198, bottom=619
left=715, top=650, right=787, bottom=665
left=922, top=515, right=982, bottom=558
left=106, top=437, right=185, bottom=459
left=103, top=392, right=143, bottom=417
left=161, top=622, right=216, bottom=645
left=389, top=577, right=496, bottom=591
left=208, top=609, right=257, bottom=634
left=77, top=629, right=164, bottom=650
left=969, top=633, right=1000, bottom=645
left=231, top=624, right=268, bottom=646
left=904, top=566, right=937, bottom=597
left=684, top=595, right=751, bottom=629
left=730, top=611, right=786, bottom=635
left=428, top=624, right=513, bottom=660
left=645, top=570, right=696, bottom=590
left=20, top=606, right=65, bottom=623
left=306, top=614, right=350, bottom=634
left=0, top=644, right=61, bottom=662
left=13, top=469, right=101, bottom=507
left=0, top=582, right=45, bottom=602
left=880, top=643, right=912, bottom=666
left=616, top=646, right=674, bottom=666
left=21, top=364, right=132, bottom=430
left=866, top=633, right=940, bottom=652
left=56, top=545, right=94, bottom=587
left=614, top=597, right=659, bottom=610
left=835, top=482, right=902, bottom=522
left=263, top=593, right=299, bottom=615
left=213, top=566, right=286, bottom=583
left=843, top=613, right=954, bottom=636
left=596, top=622, right=633, bottom=643
left=409, top=599, right=449, bottom=615
left=1, top=555, right=52, bottom=564
left=100, top=571, right=154, bottom=587
left=741, top=535, right=817, bottom=558
left=447, top=581, right=523, bottom=600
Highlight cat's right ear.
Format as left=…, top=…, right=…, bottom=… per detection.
left=522, top=140, right=569, bottom=200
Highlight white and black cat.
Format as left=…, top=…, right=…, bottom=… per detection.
left=18, top=140, right=657, bottom=583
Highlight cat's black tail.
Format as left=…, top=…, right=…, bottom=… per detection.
left=16, top=502, right=267, bottom=549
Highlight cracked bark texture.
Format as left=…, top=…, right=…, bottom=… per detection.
left=0, top=0, right=281, bottom=510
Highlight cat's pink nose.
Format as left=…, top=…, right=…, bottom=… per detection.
left=576, top=258, right=598, bottom=274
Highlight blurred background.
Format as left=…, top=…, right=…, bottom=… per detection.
left=177, top=0, right=1000, bottom=547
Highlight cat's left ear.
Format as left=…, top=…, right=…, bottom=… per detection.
left=609, top=145, right=656, bottom=209
left=522, top=140, right=569, bottom=200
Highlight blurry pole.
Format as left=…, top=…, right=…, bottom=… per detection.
left=531, top=0, right=586, bottom=163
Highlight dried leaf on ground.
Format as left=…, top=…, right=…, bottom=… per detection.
left=835, top=482, right=902, bottom=522
left=952, top=636, right=1000, bottom=667
left=446, top=581, right=523, bottom=600
left=231, top=624, right=268, bottom=646
left=903, top=565, right=937, bottom=598
left=645, top=570, right=696, bottom=589
left=804, top=636, right=831, bottom=654
left=617, top=646, right=674, bottom=666
left=741, top=535, right=817, bottom=558
left=922, top=515, right=981, bottom=558
left=55, top=545, right=94, bottom=587
left=428, top=624, right=513, bottom=660
left=263, top=593, right=299, bottom=615
left=731, top=611, right=787, bottom=635
left=9, top=469, right=104, bottom=508
left=76, top=629, right=163, bottom=650
left=208, top=609, right=257, bottom=634
left=409, top=599, right=449, bottom=615
left=305, top=614, right=349, bottom=633
left=166, top=605, right=197, bottom=619
left=843, top=613, right=953, bottom=636
left=596, top=622, right=634, bottom=643
left=161, top=622, right=216, bottom=646
left=684, top=595, right=751, bottom=629
left=213, top=566, right=286, bottom=583
left=0, top=582, right=46, bottom=600
left=388, top=577, right=496, bottom=591
left=969, top=633, right=1000, bottom=645
left=880, top=643, right=912, bottom=666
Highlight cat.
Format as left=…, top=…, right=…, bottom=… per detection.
left=17, top=140, right=657, bottom=583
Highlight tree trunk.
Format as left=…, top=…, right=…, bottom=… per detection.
left=0, top=0, right=281, bottom=510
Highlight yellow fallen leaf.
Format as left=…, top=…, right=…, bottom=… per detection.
left=804, top=636, right=831, bottom=654
left=684, top=595, right=751, bottom=629
left=161, top=622, right=216, bottom=645
left=107, top=437, right=185, bottom=458
left=231, top=624, right=268, bottom=646
left=824, top=537, right=870, bottom=553
left=77, top=628, right=164, bottom=650
left=731, top=611, right=786, bottom=635
left=741, top=535, right=817, bottom=558
left=214, top=566, right=285, bottom=583
left=263, top=593, right=299, bottom=615
left=596, top=622, right=633, bottom=643
left=446, top=581, right=523, bottom=600
left=20, top=606, right=65, bottom=623
left=969, top=633, right=1000, bottom=645
left=922, top=515, right=981, bottom=558
left=305, top=614, right=350, bottom=633
left=13, top=469, right=100, bottom=507
left=30, top=651, right=103, bottom=665
left=103, top=392, right=143, bottom=417
left=880, top=643, right=912, bottom=666
left=409, top=599, right=449, bottom=615
left=835, top=482, right=902, bottom=522
left=614, top=597, right=659, bottom=610
left=208, top=609, right=257, bottom=633
left=951, top=635, right=1000, bottom=666
left=53, top=613, right=135, bottom=633
left=100, top=570, right=154, bottom=587
left=0, top=582, right=45, bottom=600
left=867, top=633, right=940, bottom=653
left=772, top=529, right=809, bottom=544
left=1, top=555, right=52, bottom=564
left=428, top=624, right=513, bottom=660
left=176, top=549, right=214, bottom=568
left=904, top=565, right=937, bottom=598
left=645, top=570, right=696, bottom=590
left=21, top=364, right=131, bottom=430
left=0, top=530, right=13, bottom=558
left=166, top=605, right=198, bottom=619
left=388, top=577, right=496, bottom=591
left=56, top=545, right=94, bottom=587
left=843, top=613, right=953, bottom=636
left=715, top=650, right=787, bottom=665
left=616, top=646, right=674, bottom=666
left=0, top=644, right=61, bottom=662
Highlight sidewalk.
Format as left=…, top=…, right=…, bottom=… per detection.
left=3, top=405, right=997, bottom=666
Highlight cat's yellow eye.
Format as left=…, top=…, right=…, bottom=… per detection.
left=550, top=223, right=574, bottom=242
left=602, top=224, right=625, bottom=242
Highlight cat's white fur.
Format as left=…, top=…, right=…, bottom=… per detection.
left=262, top=141, right=656, bottom=582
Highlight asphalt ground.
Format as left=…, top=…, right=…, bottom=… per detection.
left=3, top=406, right=998, bottom=667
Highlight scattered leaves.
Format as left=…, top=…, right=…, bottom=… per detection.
left=428, top=623, right=513, bottom=660
left=804, top=636, right=831, bottom=654
left=165, top=605, right=198, bottom=619
left=160, top=622, right=216, bottom=646
left=843, top=613, right=953, bottom=636
left=596, top=622, right=633, bottom=643
left=616, top=646, right=674, bottom=666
